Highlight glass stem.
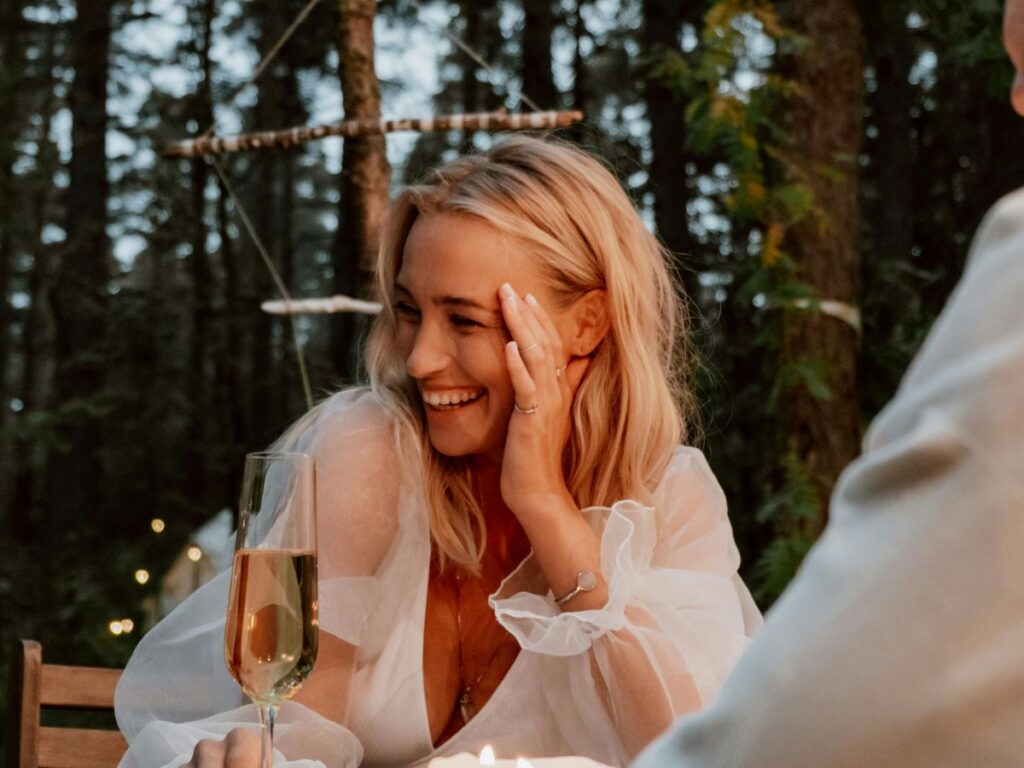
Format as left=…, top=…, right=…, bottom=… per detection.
left=257, top=703, right=278, bottom=768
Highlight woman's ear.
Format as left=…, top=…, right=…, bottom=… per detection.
left=567, top=289, right=610, bottom=356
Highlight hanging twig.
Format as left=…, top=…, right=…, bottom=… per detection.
left=163, top=109, right=585, bottom=158
left=405, top=0, right=541, bottom=112
left=199, top=0, right=323, bottom=140
left=261, top=295, right=383, bottom=316
left=211, top=159, right=314, bottom=410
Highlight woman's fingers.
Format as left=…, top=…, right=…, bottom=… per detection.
left=523, top=292, right=565, bottom=362
left=189, top=738, right=225, bottom=767
left=505, top=341, right=539, bottom=409
left=224, top=728, right=261, bottom=768
left=499, top=284, right=548, bottom=364
left=226, top=729, right=262, bottom=768
left=500, top=284, right=566, bottom=385
left=189, top=729, right=260, bottom=768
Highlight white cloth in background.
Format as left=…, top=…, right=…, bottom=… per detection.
left=115, top=388, right=761, bottom=768
left=634, top=188, right=1024, bottom=768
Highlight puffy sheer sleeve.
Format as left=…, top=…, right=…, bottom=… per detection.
left=488, top=447, right=761, bottom=763
left=115, top=389, right=424, bottom=768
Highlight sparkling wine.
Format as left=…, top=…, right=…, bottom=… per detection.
left=224, top=549, right=318, bottom=705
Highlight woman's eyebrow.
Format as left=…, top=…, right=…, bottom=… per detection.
left=437, top=296, right=500, bottom=315
left=393, top=281, right=500, bottom=316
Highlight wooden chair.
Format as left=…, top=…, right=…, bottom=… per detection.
left=8, top=640, right=127, bottom=768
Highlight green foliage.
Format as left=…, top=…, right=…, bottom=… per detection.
left=774, top=358, right=832, bottom=402
left=752, top=534, right=816, bottom=603
left=752, top=452, right=820, bottom=601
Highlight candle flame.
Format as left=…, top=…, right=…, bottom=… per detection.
left=479, top=746, right=496, bottom=766
left=516, top=759, right=535, bottom=768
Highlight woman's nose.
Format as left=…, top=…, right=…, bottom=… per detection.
left=405, top=323, right=450, bottom=380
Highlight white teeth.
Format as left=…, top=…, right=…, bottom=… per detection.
left=423, top=389, right=483, bottom=407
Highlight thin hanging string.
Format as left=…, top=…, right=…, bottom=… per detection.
left=211, top=158, right=315, bottom=410
left=200, top=0, right=324, bottom=140
left=406, top=0, right=542, bottom=113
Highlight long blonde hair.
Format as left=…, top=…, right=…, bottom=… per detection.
left=365, top=135, right=695, bottom=569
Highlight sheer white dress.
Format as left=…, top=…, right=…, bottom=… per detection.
left=115, top=389, right=761, bottom=768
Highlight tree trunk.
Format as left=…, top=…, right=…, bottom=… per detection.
left=8, top=10, right=60, bottom=543
left=567, top=0, right=591, bottom=143
left=522, top=0, right=557, bottom=109
left=864, top=1, right=913, bottom=272
left=185, top=0, right=216, bottom=507
left=331, top=0, right=391, bottom=382
left=860, top=0, right=914, bottom=412
left=0, top=0, right=25, bottom=522
left=47, top=0, right=113, bottom=524
left=776, top=0, right=864, bottom=535
left=461, top=0, right=481, bottom=120
left=641, top=0, right=697, bottom=299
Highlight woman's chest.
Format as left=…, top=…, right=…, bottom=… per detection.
left=422, top=561, right=523, bottom=747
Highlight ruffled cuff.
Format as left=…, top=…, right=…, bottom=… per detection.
left=488, top=500, right=655, bottom=657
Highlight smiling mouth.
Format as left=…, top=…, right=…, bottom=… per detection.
left=421, top=389, right=485, bottom=411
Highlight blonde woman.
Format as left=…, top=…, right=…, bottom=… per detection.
left=115, top=136, right=761, bottom=768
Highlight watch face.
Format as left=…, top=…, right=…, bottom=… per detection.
left=580, top=570, right=598, bottom=590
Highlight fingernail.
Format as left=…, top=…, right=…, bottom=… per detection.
left=525, top=293, right=538, bottom=306
left=500, top=283, right=515, bottom=299
left=507, top=340, right=518, bottom=353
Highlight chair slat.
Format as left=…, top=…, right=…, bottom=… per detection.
left=13, top=640, right=43, bottom=768
left=37, top=728, right=128, bottom=768
left=9, top=641, right=128, bottom=768
left=39, top=666, right=121, bottom=709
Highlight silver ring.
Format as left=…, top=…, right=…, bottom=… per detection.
left=521, top=343, right=539, bottom=353
left=514, top=402, right=539, bottom=415
left=555, top=365, right=566, bottom=379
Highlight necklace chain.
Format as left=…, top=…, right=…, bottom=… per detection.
left=454, top=567, right=515, bottom=723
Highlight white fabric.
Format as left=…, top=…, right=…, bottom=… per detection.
left=115, top=389, right=760, bottom=768
left=634, top=187, right=1024, bottom=768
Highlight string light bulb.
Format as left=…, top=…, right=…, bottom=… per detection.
left=134, top=569, right=150, bottom=584
left=150, top=518, right=165, bottom=533
left=187, top=546, right=203, bottom=562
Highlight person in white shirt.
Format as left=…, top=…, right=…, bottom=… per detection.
left=633, top=3, right=1024, bottom=766
left=115, top=136, right=761, bottom=768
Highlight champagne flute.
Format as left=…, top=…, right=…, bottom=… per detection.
left=224, top=452, right=318, bottom=768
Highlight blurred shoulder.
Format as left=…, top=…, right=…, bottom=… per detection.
left=285, top=387, right=411, bottom=471
left=968, top=186, right=1024, bottom=266
left=316, top=387, right=398, bottom=436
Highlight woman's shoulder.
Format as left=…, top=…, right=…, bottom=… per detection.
left=656, top=445, right=720, bottom=489
left=651, top=445, right=729, bottom=523
left=318, top=386, right=396, bottom=427
left=285, top=387, right=399, bottom=449
left=307, top=388, right=423, bottom=563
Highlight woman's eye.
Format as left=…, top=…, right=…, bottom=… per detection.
left=450, top=314, right=482, bottom=329
left=393, top=302, right=420, bottom=319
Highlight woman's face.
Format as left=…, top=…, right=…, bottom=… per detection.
left=393, top=210, right=570, bottom=462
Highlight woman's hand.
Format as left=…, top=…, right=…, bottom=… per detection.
left=188, top=729, right=260, bottom=767
left=497, top=282, right=590, bottom=519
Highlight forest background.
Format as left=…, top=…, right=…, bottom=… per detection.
left=2, top=0, right=1022, bottom=742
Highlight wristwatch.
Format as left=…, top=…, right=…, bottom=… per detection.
left=555, top=569, right=598, bottom=606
